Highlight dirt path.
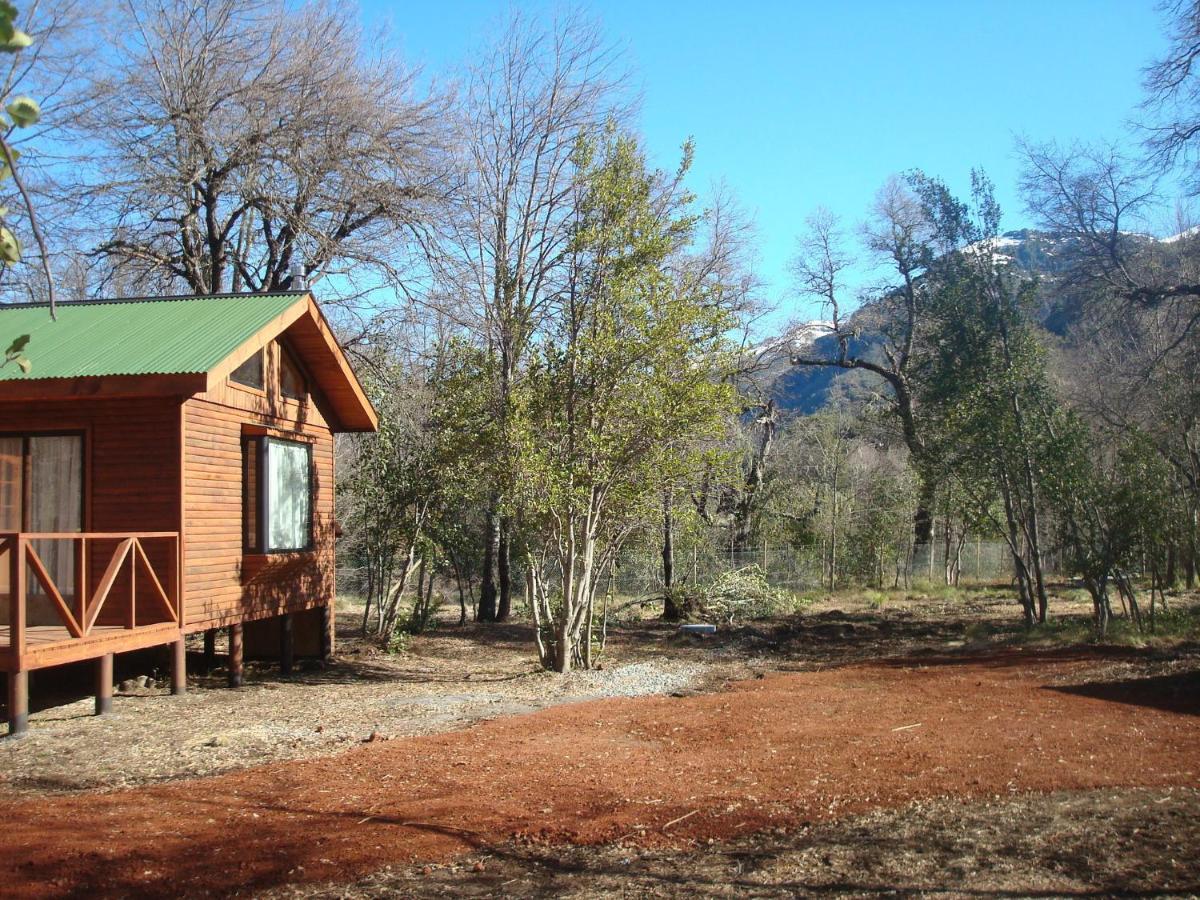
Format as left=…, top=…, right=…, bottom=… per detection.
left=3, top=649, right=1198, bottom=898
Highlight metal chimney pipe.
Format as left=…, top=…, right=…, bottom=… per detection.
left=289, top=260, right=306, bottom=290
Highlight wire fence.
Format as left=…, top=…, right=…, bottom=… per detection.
left=338, top=540, right=1065, bottom=604
left=608, top=540, right=1064, bottom=597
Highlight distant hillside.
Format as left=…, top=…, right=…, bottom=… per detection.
left=757, top=228, right=1182, bottom=414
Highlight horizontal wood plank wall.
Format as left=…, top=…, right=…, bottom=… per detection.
left=182, top=370, right=335, bottom=633
left=0, top=397, right=180, bottom=530
left=0, top=397, right=182, bottom=627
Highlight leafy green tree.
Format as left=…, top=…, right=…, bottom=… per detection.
left=912, top=171, right=1064, bottom=624
left=516, top=127, right=737, bottom=671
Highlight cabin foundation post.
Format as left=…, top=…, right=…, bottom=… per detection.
left=95, top=654, right=113, bottom=715
left=228, top=623, right=244, bottom=688
left=320, top=604, right=333, bottom=662
left=279, top=613, right=294, bottom=677
left=170, top=638, right=186, bottom=695
left=202, top=629, right=216, bottom=673
left=7, top=670, right=28, bottom=736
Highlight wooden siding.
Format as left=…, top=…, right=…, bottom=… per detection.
left=182, top=358, right=335, bottom=633
left=0, top=397, right=181, bottom=536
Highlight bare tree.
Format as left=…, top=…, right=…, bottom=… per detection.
left=1143, top=0, right=1200, bottom=189
left=1015, top=140, right=1200, bottom=310
left=0, top=0, right=104, bottom=308
left=434, top=10, right=628, bottom=622
left=75, top=0, right=451, bottom=306
left=789, top=182, right=939, bottom=546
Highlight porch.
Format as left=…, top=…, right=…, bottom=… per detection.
left=1, top=531, right=185, bottom=734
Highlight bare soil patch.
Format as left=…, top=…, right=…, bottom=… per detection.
left=0, top=585, right=1073, bottom=795
left=2, top=647, right=1198, bottom=898
left=0, top=609, right=727, bottom=795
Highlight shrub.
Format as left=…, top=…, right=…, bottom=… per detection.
left=386, top=630, right=412, bottom=654
left=862, top=589, right=887, bottom=609
left=701, top=566, right=794, bottom=624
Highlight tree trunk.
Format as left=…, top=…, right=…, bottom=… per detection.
left=733, top=400, right=777, bottom=547
left=662, top=497, right=682, bottom=620
left=379, top=543, right=418, bottom=639
left=478, top=501, right=499, bottom=622
left=1001, top=479, right=1035, bottom=627
left=1187, top=506, right=1198, bottom=589
left=497, top=518, right=512, bottom=621
left=455, top=569, right=468, bottom=626
left=662, top=500, right=674, bottom=589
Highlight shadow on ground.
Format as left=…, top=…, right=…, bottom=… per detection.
left=1049, top=669, right=1200, bottom=716
left=284, top=788, right=1200, bottom=899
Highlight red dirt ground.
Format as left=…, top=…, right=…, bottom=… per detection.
left=3, top=648, right=1199, bottom=898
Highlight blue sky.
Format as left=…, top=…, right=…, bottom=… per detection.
left=364, top=0, right=1169, bottom=325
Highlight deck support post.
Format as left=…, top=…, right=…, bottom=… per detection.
left=279, top=613, right=294, bottom=678
left=228, top=623, right=244, bottom=688
left=202, top=629, right=216, bottom=673
left=170, top=638, right=186, bottom=695
left=95, top=653, right=113, bottom=715
left=320, top=604, right=333, bottom=662
left=7, top=670, right=28, bottom=736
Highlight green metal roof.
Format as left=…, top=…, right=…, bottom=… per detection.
left=0, top=292, right=306, bottom=381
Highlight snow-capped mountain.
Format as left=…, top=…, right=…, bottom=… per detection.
left=761, top=227, right=1187, bottom=414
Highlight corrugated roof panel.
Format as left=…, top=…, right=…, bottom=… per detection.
left=0, top=293, right=305, bottom=381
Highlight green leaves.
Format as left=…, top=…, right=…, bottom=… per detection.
left=6, top=96, right=38, bottom=127
left=3, top=333, right=30, bottom=373
left=515, top=126, right=738, bottom=549
left=0, top=5, right=35, bottom=273
left=0, top=2, right=30, bottom=52
left=0, top=224, right=20, bottom=262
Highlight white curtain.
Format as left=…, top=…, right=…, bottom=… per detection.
left=267, top=439, right=310, bottom=550
left=29, top=436, right=83, bottom=609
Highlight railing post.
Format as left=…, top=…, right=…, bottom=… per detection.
left=173, top=535, right=181, bottom=626
left=10, top=536, right=25, bottom=662
left=127, top=539, right=137, bottom=630
left=74, top=537, right=87, bottom=630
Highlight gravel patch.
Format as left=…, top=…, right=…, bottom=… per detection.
left=547, top=660, right=709, bottom=700
left=0, top=644, right=718, bottom=795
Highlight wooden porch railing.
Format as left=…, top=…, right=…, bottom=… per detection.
left=0, top=531, right=180, bottom=660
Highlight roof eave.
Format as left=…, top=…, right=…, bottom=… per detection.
left=0, top=372, right=208, bottom=402
left=202, top=292, right=379, bottom=433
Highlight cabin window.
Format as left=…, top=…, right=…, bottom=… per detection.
left=279, top=344, right=306, bottom=400
left=230, top=349, right=265, bottom=391
left=0, top=433, right=84, bottom=601
left=0, top=434, right=83, bottom=532
left=244, top=436, right=312, bottom=552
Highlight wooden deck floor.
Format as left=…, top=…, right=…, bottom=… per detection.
left=0, top=622, right=181, bottom=672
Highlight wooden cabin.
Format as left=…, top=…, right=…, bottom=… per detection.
left=0, top=291, right=378, bottom=735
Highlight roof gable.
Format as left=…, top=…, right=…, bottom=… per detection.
left=0, top=291, right=378, bottom=432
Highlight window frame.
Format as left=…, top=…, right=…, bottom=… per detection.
left=229, top=347, right=267, bottom=395
left=242, top=434, right=314, bottom=554
left=278, top=341, right=308, bottom=402
left=0, top=429, right=87, bottom=532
